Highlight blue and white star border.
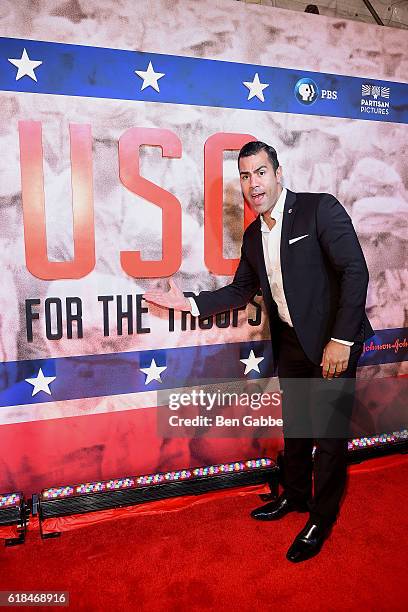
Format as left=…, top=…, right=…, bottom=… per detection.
left=0, top=326, right=406, bottom=408
left=0, top=37, right=407, bottom=123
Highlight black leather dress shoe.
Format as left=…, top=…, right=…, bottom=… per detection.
left=251, top=494, right=308, bottom=521
left=286, top=520, right=331, bottom=563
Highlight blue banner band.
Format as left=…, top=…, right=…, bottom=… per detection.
left=0, top=329, right=407, bottom=409
left=1, top=37, right=407, bottom=124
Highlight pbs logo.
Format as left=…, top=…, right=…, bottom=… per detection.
left=321, top=89, right=337, bottom=100
left=294, top=78, right=319, bottom=105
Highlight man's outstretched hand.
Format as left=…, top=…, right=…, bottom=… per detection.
left=143, top=278, right=192, bottom=312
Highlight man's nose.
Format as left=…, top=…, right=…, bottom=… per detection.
left=249, top=174, right=259, bottom=188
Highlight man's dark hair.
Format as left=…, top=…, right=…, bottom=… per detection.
left=238, top=141, right=280, bottom=173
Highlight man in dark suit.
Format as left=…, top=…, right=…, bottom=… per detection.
left=145, top=141, right=373, bottom=563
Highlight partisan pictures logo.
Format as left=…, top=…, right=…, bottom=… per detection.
left=294, top=77, right=337, bottom=105
left=360, top=83, right=390, bottom=116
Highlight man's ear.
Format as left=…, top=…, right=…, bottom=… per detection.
left=276, top=166, right=283, bottom=183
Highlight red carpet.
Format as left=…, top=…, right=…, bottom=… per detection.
left=1, top=455, right=407, bottom=611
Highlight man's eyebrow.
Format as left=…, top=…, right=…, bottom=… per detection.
left=240, top=165, right=267, bottom=176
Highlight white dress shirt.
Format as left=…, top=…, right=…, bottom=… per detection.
left=260, top=188, right=292, bottom=325
left=189, top=187, right=352, bottom=346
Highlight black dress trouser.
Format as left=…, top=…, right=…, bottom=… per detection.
left=277, top=321, right=363, bottom=526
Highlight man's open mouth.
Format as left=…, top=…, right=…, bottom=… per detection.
left=252, top=193, right=265, bottom=204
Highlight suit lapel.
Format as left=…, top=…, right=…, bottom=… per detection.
left=250, top=215, right=276, bottom=313
left=250, top=189, right=297, bottom=307
left=251, top=216, right=269, bottom=288
left=280, top=190, right=297, bottom=272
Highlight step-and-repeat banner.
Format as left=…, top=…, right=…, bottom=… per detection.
left=0, top=0, right=407, bottom=494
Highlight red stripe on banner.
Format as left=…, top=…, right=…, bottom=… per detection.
left=0, top=408, right=281, bottom=496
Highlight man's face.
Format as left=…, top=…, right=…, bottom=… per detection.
left=239, top=150, right=283, bottom=216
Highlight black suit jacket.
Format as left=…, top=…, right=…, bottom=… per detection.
left=195, top=190, right=374, bottom=366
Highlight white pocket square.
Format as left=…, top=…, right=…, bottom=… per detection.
left=289, top=234, right=309, bottom=245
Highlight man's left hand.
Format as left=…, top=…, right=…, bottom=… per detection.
left=320, top=340, right=351, bottom=379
